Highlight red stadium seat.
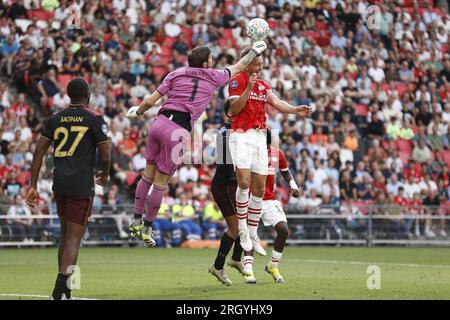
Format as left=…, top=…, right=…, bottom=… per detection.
left=303, top=31, right=319, bottom=40
left=58, top=74, right=74, bottom=89
left=315, top=22, right=328, bottom=30
left=17, top=171, right=31, bottom=186
left=268, top=20, right=279, bottom=30
left=222, top=28, right=233, bottom=40
left=161, top=46, right=173, bottom=57
left=181, top=26, right=193, bottom=47
left=396, top=83, right=408, bottom=98
left=28, top=9, right=54, bottom=21
left=399, top=151, right=411, bottom=166
left=153, top=66, right=167, bottom=77
left=397, top=139, right=413, bottom=154
left=162, top=37, right=177, bottom=48
left=126, top=172, right=138, bottom=187
left=442, top=150, right=450, bottom=168
left=104, top=33, right=113, bottom=42
left=354, top=104, right=369, bottom=117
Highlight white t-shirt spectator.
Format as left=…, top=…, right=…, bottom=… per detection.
left=386, top=181, right=403, bottom=196
left=306, top=196, right=323, bottom=209
left=113, top=117, right=131, bottom=132
left=179, top=166, right=199, bottom=183
left=386, top=156, right=403, bottom=172
left=2, top=131, right=14, bottom=142
left=164, top=22, right=181, bottom=37
left=419, top=180, right=438, bottom=193
left=90, top=93, right=107, bottom=109
left=403, top=181, right=421, bottom=199
left=108, top=130, right=123, bottom=146
left=20, top=126, right=32, bottom=141
left=132, top=153, right=146, bottom=171
left=52, top=92, right=70, bottom=111
left=368, top=66, right=385, bottom=83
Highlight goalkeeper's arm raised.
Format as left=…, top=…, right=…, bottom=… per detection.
left=126, top=90, right=163, bottom=119
left=227, top=41, right=267, bottom=78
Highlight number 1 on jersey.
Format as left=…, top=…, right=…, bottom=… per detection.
left=190, top=79, right=199, bottom=102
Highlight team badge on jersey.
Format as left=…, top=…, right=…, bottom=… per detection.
left=102, top=124, right=108, bottom=135
left=230, top=80, right=238, bottom=89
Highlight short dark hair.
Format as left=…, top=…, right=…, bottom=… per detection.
left=67, top=77, right=90, bottom=103
left=188, top=46, right=211, bottom=68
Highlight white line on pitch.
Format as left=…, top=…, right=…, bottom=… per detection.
left=290, top=259, right=450, bottom=269
left=0, top=293, right=99, bottom=300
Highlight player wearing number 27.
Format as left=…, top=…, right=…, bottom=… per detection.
left=25, top=77, right=112, bottom=299
left=125, top=41, right=268, bottom=247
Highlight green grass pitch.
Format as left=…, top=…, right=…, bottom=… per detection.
left=0, top=247, right=449, bottom=300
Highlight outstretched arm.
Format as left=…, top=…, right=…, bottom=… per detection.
left=126, top=91, right=163, bottom=118
left=267, top=92, right=312, bottom=117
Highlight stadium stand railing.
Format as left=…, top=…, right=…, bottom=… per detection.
left=0, top=204, right=449, bottom=248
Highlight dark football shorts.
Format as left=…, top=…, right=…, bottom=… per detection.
left=54, top=194, right=94, bottom=226
left=211, top=179, right=237, bottom=218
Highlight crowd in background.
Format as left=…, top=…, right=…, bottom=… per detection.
left=0, top=0, right=449, bottom=243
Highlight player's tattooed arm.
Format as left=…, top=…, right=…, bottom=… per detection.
left=229, top=73, right=258, bottom=116
left=267, top=93, right=313, bottom=117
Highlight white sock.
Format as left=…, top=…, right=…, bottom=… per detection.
left=243, top=255, right=254, bottom=273
left=248, top=195, right=263, bottom=237
left=236, top=187, right=249, bottom=231
left=269, top=250, right=283, bottom=267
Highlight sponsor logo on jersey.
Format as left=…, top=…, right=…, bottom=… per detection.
left=249, top=91, right=269, bottom=102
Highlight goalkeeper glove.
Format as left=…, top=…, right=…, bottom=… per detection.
left=126, top=106, right=142, bottom=119
left=251, top=40, right=267, bottom=56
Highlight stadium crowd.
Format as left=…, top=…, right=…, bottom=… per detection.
left=0, top=0, right=449, bottom=244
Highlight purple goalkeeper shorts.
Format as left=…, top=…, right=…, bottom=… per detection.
left=145, top=114, right=190, bottom=175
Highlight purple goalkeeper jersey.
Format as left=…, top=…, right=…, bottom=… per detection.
left=156, top=67, right=230, bottom=126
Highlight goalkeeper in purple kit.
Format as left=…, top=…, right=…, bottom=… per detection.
left=126, top=41, right=267, bottom=247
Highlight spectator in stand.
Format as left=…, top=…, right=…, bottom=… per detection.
left=202, top=201, right=226, bottom=240
left=178, top=164, right=199, bottom=184
left=173, top=194, right=201, bottom=241
left=152, top=203, right=183, bottom=248
left=37, top=68, right=61, bottom=116
left=412, top=139, right=432, bottom=164
left=51, top=87, right=70, bottom=112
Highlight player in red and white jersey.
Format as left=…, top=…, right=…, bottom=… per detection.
left=241, top=133, right=300, bottom=284
left=227, top=47, right=311, bottom=255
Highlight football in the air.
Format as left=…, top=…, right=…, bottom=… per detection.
left=247, top=18, right=270, bottom=41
